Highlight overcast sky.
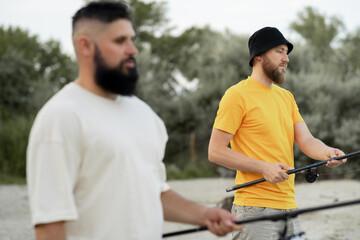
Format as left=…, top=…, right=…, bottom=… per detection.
left=0, top=0, right=359, bottom=56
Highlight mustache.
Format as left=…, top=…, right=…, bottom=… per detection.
left=122, top=56, right=136, bottom=65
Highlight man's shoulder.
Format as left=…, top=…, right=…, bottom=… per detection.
left=133, top=96, right=163, bottom=120
left=123, top=96, right=155, bottom=113
left=225, top=78, right=254, bottom=96
left=273, top=84, right=294, bottom=96
left=35, top=83, right=81, bottom=120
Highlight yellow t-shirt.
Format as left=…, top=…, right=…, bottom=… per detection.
left=214, top=77, right=304, bottom=209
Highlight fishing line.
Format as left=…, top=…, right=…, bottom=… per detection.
left=315, top=168, right=360, bottom=175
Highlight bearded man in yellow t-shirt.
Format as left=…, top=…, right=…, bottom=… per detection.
left=208, top=26, right=347, bottom=240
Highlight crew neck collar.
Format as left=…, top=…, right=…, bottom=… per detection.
left=248, top=76, right=273, bottom=90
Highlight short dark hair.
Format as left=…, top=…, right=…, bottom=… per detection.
left=72, top=1, right=132, bottom=29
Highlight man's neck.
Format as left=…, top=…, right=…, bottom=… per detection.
left=75, top=73, right=118, bottom=100
left=250, top=71, right=273, bottom=88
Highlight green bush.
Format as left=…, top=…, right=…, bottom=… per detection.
left=166, top=159, right=217, bottom=180
left=0, top=115, right=33, bottom=179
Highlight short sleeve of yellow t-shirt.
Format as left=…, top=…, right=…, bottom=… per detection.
left=289, top=91, right=303, bottom=124
left=213, top=88, right=245, bottom=135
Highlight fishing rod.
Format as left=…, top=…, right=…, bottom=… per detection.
left=163, top=198, right=360, bottom=238
left=226, top=149, right=360, bottom=192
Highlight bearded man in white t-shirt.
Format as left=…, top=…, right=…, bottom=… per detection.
left=26, top=1, right=239, bottom=240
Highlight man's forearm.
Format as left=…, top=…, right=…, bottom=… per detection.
left=208, top=128, right=268, bottom=174
left=208, top=144, right=269, bottom=173
left=35, top=221, right=66, bottom=240
left=298, top=137, right=330, bottom=160
left=161, top=189, right=207, bottom=226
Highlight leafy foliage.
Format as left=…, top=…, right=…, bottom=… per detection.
left=0, top=27, right=77, bottom=118
left=1, top=3, right=360, bottom=182
left=0, top=26, right=77, bottom=181
left=290, top=6, right=344, bottom=60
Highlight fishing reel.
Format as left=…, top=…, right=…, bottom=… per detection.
left=304, top=168, right=319, bottom=183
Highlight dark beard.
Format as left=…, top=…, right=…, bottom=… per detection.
left=262, top=55, right=286, bottom=85
left=94, top=46, right=138, bottom=96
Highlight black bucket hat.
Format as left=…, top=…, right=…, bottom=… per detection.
left=248, top=27, right=293, bottom=67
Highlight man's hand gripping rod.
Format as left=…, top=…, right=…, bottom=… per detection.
left=226, top=150, right=360, bottom=192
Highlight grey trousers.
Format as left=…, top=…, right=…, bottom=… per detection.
left=231, top=205, right=303, bottom=240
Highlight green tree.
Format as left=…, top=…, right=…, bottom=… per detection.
left=0, top=26, right=77, bottom=180
left=290, top=6, right=344, bottom=60
left=334, top=27, right=360, bottom=80
left=0, top=27, right=77, bottom=118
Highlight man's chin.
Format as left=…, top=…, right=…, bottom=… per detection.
left=273, top=78, right=285, bottom=85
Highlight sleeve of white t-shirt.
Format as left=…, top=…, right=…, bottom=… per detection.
left=27, top=103, right=82, bottom=226
left=153, top=113, right=171, bottom=193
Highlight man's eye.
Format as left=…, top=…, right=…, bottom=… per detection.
left=115, top=38, right=126, bottom=44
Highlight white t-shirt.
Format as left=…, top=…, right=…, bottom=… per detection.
left=27, top=83, right=170, bottom=240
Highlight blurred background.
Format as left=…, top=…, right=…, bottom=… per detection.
left=1, top=0, right=360, bottom=183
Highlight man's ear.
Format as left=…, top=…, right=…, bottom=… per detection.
left=253, top=56, right=262, bottom=66
left=76, top=36, right=95, bottom=58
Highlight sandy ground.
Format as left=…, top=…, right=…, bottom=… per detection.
left=1, top=179, right=359, bottom=240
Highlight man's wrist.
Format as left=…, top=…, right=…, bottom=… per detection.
left=199, top=206, right=210, bottom=226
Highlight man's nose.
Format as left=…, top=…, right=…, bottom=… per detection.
left=282, top=53, right=289, bottom=63
left=126, top=41, right=138, bottom=56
